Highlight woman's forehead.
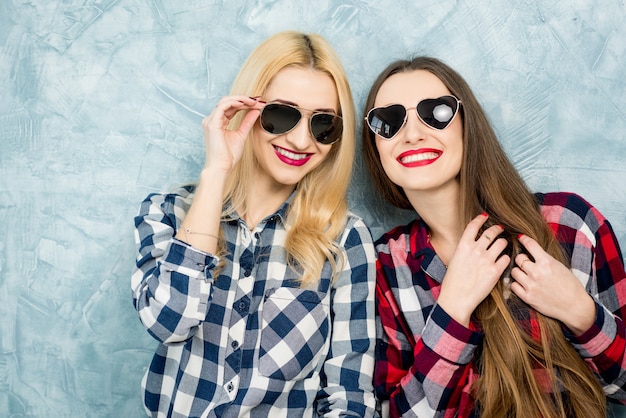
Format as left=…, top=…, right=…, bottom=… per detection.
left=375, top=70, right=451, bottom=106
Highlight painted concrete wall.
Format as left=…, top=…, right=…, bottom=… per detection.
left=1, top=1, right=625, bottom=416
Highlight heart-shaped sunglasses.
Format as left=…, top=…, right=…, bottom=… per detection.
left=260, top=102, right=343, bottom=145
left=365, top=95, right=461, bottom=140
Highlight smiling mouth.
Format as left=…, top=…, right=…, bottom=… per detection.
left=274, top=145, right=311, bottom=161
left=273, top=145, right=313, bottom=167
left=400, top=151, right=440, bottom=164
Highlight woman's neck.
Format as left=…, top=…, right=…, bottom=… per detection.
left=407, top=187, right=464, bottom=265
left=240, top=177, right=295, bottom=230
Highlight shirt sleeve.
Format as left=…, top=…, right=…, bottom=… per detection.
left=315, top=217, right=378, bottom=417
left=131, top=192, right=218, bottom=344
left=565, top=207, right=626, bottom=402
left=374, top=255, right=482, bottom=417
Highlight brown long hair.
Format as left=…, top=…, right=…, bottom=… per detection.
left=363, top=57, right=606, bottom=417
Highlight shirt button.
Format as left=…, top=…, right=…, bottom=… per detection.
left=227, top=383, right=234, bottom=392
left=231, top=340, right=239, bottom=349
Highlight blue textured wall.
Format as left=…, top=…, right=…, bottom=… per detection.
left=1, top=1, right=625, bottom=416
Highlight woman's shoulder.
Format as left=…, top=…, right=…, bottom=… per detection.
left=341, top=211, right=374, bottom=242
left=535, top=191, right=594, bottom=211
left=374, top=218, right=422, bottom=251
left=535, top=191, right=607, bottom=232
left=138, top=184, right=197, bottom=216
left=145, top=183, right=195, bottom=200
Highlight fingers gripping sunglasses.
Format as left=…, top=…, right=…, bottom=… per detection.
left=365, top=95, right=461, bottom=140
left=260, top=102, right=343, bottom=145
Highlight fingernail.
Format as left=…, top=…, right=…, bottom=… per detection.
left=481, top=212, right=488, bottom=217
left=517, top=233, right=524, bottom=239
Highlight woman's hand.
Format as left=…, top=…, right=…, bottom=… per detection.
left=177, top=96, right=264, bottom=253
left=437, top=213, right=511, bottom=326
left=510, top=234, right=596, bottom=335
left=202, top=96, right=264, bottom=173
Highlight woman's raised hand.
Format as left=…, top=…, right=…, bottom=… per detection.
left=510, top=234, right=596, bottom=335
left=437, top=213, right=510, bottom=326
left=202, top=96, right=264, bottom=173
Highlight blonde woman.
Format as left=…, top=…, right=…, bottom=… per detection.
left=132, top=31, right=377, bottom=417
left=363, top=56, right=626, bottom=417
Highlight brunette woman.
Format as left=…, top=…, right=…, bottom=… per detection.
left=363, top=56, right=626, bottom=417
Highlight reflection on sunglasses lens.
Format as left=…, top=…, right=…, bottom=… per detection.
left=433, top=104, right=453, bottom=122
left=311, top=114, right=340, bottom=144
left=417, top=97, right=458, bottom=130
left=368, top=105, right=406, bottom=139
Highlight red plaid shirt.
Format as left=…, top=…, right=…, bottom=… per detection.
left=374, top=192, right=626, bottom=417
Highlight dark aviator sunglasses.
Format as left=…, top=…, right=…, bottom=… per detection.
left=260, top=102, right=343, bottom=145
left=365, top=95, right=461, bottom=140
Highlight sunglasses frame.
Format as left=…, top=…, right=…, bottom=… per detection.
left=260, top=102, right=343, bottom=145
left=365, top=95, right=461, bottom=140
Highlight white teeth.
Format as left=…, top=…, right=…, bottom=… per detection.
left=401, top=152, right=439, bottom=164
left=275, top=146, right=308, bottom=160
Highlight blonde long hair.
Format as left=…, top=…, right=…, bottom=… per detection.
left=362, top=57, right=606, bottom=417
left=222, top=31, right=355, bottom=287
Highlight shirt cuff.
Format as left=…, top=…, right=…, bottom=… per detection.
left=421, top=304, right=483, bottom=365
left=165, top=238, right=219, bottom=281
left=566, top=300, right=617, bottom=358
left=163, top=239, right=219, bottom=319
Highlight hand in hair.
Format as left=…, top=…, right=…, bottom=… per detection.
left=202, top=95, right=264, bottom=174
left=437, top=213, right=511, bottom=326
left=511, top=234, right=596, bottom=335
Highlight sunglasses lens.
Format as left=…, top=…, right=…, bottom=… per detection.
left=261, top=104, right=342, bottom=144
left=311, top=113, right=343, bottom=144
left=367, top=104, right=407, bottom=139
left=260, top=104, right=301, bottom=135
left=416, top=96, right=459, bottom=130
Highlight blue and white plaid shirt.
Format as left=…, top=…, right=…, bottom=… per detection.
left=132, top=185, right=377, bottom=417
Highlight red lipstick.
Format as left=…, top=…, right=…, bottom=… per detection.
left=396, top=148, right=442, bottom=167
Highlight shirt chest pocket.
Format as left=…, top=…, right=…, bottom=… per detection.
left=259, top=287, right=330, bottom=381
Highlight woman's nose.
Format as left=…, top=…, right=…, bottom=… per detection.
left=401, top=110, right=425, bottom=143
left=285, top=117, right=314, bottom=149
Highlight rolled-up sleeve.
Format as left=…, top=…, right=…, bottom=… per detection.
left=131, top=192, right=218, bottom=344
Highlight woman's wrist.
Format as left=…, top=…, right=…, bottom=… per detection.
left=199, top=164, right=230, bottom=182
left=563, top=294, right=596, bottom=336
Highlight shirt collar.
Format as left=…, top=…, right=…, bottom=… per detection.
left=410, top=217, right=448, bottom=284
left=223, top=190, right=294, bottom=226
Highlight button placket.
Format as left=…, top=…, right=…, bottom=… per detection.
left=227, top=225, right=255, bottom=359
left=224, top=375, right=239, bottom=401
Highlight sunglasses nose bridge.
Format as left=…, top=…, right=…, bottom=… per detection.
left=284, top=112, right=318, bottom=148
left=403, top=106, right=430, bottom=139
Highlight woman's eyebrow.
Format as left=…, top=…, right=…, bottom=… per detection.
left=271, top=98, right=337, bottom=113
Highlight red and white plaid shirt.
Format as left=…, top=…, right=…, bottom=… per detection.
left=374, top=192, right=626, bottom=417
